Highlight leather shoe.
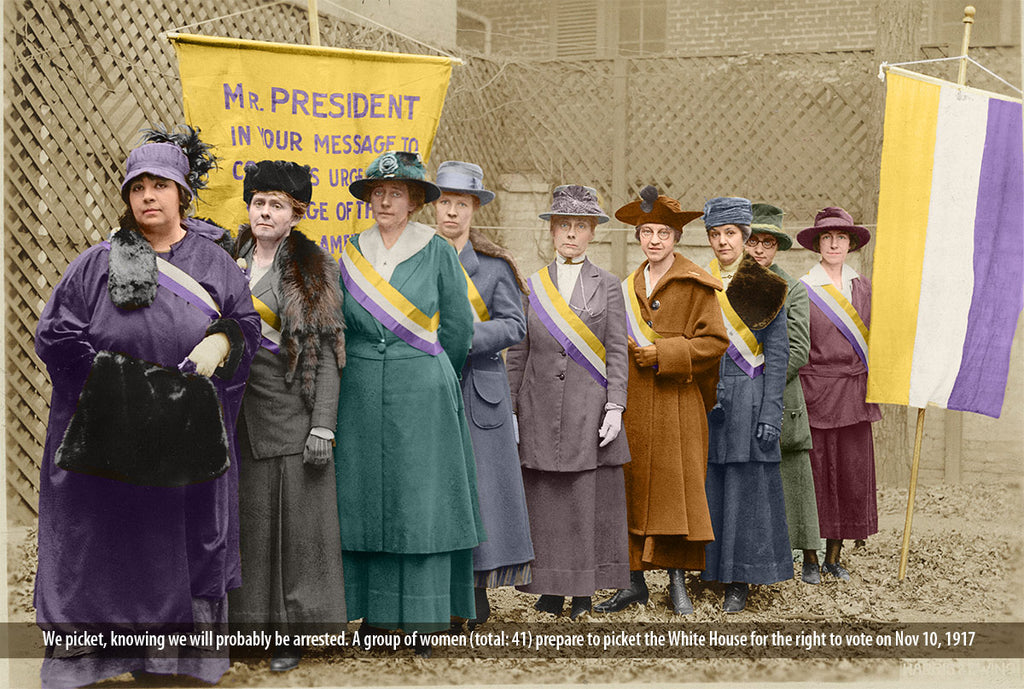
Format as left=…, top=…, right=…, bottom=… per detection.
left=413, top=640, right=432, bottom=658
left=822, top=562, right=851, bottom=581
left=270, top=645, right=302, bottom=672
left=722, top=582, right=748, bottom=613
left=667, top=569, right=694, bottom=615
left=594, top=571, right=648, bottom=613
left=534, top=594, right=565, bottom=615
left=801, top=560, right=821, bottom=585
left=569, top=596, right=591, bottom=620
left=468, top=586, right=490, bottom=631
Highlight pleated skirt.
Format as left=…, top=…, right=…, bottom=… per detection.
left=808, top=422, right=879, bottom=540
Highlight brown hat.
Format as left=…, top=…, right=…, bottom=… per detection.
left=615, top=185, right=703, bottom=230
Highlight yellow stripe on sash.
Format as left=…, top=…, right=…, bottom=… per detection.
left=344, top=240, right=440, bottom=332
left=622, top=270, right=661, bottom=346
left=709, top=260, right=762, bottom=356
left=252, top=295, right=281, bottom=331
left=821, top=284, right=869, bottom=341
left=461, top=264, right=490, bottom=323
left=536, top=268, right=606, bottom=362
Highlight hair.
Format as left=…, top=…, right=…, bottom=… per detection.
left=812, top=230, right=858, bottom=252
left=706, top=223, right=751, bottom=242
left=364, top=180, right=426, bottom=213
left=634, top=225, right=682, bottom=242
left=249, top=189, right=310, bottom=222
left=118, top=174, right=191, bottom=232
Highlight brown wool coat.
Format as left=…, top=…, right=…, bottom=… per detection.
left=622, top=253, right=729, bottom=568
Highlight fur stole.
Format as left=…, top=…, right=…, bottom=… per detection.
left=236, top=226, right=346, bottom=409
left=469, top=228, right=528, bottom=294
left=726, top=253, right=788, bottom=330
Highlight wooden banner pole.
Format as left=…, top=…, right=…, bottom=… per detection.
left=957, top=6, right=976, bottom=86
left=308, top=0, right=321, bottom=47
left=898, top=408, right=926, bottom=580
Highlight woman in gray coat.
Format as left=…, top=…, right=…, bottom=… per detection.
left=434, top=161, right=534, bottom=629
left=229, top=160, right=346, bottom=671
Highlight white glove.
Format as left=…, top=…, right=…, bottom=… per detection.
left=304, top=430, right=333, bottom=466
left=187, top=332, right=230, bottom=377
left=512, top=413, right=520, bottom=444
left=598, top=408, right=623, bottom=448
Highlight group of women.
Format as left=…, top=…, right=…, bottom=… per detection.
left=34, top=132, right=880, bottom=687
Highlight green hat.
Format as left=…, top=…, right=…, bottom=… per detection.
left=348, top=151, right=441, bottom=203
left=750, top=203, right=793, bottom=251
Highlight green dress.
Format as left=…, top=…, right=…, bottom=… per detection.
left=335, top=224, right=484, bottom=632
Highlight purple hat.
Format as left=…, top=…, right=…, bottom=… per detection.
left=120, top=142, right=191, bottom=199
left=539, top=185, right=610, bottom=224
left=797, top=206, right=871, bottom=252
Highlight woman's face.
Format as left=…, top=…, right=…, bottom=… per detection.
left=745, top=232, right=779, bottom=267
left=248, top=192, right=299, bottom=245
left=638, top=223, right=677, bottom=265
left=819, top=230, right=851, bottom=267
left=435, top=192, right=477, bottom=243
left=707, top=224, right=745, bottom=267
left=128, top=174, right=182, bottom=234
left=370, top=181, right=414, bottom=231
left=550, top=215, right=596, bottom=260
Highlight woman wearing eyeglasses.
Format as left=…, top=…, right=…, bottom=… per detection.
left=593, top=186, right=728, bottom=616
left=745, top=204, right=822, bottom=585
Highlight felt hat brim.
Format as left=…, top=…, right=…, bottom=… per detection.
left=349, top=178, right=442, bottom=204
left=436, top=185, right=495, bottom=206
left=749, top=225, right=794, bottom=251
left=797, top=223, right=871, bottom=252
left=539, top=211, right=610, bottom=224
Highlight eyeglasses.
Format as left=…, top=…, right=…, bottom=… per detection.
left=639, top=228, right=674, bottom=240
left=746, top=236, right=778, bottom=249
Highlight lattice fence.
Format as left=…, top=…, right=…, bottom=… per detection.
left=5, top=0, right=1020, bottom=524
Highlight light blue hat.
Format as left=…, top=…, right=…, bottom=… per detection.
left=703, top=196, right=753, bottom=228
left=435, top=160, right=495, bottom=206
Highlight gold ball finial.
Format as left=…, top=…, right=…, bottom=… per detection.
left=963, top=6, right=976, bottom=23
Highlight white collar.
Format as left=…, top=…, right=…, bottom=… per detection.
left=361, top=221, right=435, bottom=281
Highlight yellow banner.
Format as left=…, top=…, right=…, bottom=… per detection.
left=170, top=34, right=453, bottom=258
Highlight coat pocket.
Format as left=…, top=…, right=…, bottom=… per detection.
left=470, top=369, right=510, bottom=430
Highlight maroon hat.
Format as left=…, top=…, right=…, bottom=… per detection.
left=797, top=206, right=871, bottom=252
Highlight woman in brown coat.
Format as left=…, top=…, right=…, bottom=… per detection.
left=594, top=186, right=729, bottom=615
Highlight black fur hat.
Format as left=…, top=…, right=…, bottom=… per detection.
left=243, top=160, right=313, bottom=205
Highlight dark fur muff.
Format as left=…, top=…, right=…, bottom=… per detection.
left=55, top=350, right=230, bottom=486
left=726, top=253, right=788, bottom=330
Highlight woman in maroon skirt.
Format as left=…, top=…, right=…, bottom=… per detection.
left=797, top=207, right=881, bottom=581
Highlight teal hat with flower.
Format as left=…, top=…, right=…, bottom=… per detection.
left=348, top=150, right=441, bottom=203
left=750, top=203, right=793, bottom=251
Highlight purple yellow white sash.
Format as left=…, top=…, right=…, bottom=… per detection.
left=709, top=259, right=764, bottom=378
left=461, top=265, right=490, bottom=323
left=251, top=295, right=282, bottom=354
left=801, top=277, right=869, bottom=369
left=339, top=239, right=443, bottom=356
left=527, top=267, right=607, bottom=388
left=621, top=270, right=661, bottom=347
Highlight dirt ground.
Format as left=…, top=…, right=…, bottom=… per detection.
left=7, top=481, right=1023, bottom=688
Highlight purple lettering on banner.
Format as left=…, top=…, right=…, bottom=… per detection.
left=270, top=87, right=288, bottom=112
left=352, top=93, right=368, bottom=118
left=311, top=92, right=327, bottom=118
left=292, top=89, right=309, bottom=116
left=330, top=93, right=345, bottom=118
left=224, top=83, right=243, bottom=110
left=370, top=93, right=385, bottom=118
left=388, top=94, right=402, bottom=118
left=314, top=134, right=330, bottom=153
left=405, top=95, right=419, bottom=118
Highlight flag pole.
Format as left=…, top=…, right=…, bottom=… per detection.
left=308, top=0, right=321, bottom=47
left=898, top=5, right=976, bottom=582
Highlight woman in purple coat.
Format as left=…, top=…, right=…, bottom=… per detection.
left=34, top=133, right=260, bottom=688
left=797, top=207, right=881, bottom=581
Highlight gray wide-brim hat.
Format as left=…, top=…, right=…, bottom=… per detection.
left=435, top=160, right=495, bottom=206
left=539, top=184, right=610, bottom=223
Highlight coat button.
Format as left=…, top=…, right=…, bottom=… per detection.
left=377, top=342, right=386, bottom=353
left=557, top=372, right=565, bottom=380
left=651, top=299, right=660, bottom=310
left=559, top=348, right=566, bottom=357
left=646, top=320, right=653, bottom=327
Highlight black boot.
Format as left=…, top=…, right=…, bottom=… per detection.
left=722, top=582, right=748, bottom=613
left=468, top=586, right=490, bottom=631
left=667, top=569, right=694, bottom=615
left=270, top=644, right=303, bottom=672
left=534, top=594, right=565, bottom=615
left=569, top=596, right=592, bottom=620
left=594, top=570, right=648, bottom=613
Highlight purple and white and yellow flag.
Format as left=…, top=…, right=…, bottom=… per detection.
left=867, top=67, right=1023, bottom=418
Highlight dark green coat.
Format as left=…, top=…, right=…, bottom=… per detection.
left=770, top=264, right=813, bottom=451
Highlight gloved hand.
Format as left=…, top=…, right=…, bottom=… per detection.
left=756, top=422, right=781, bottom=452
left=598, top=408, right=623, bottom=448
left=512, top=413, right=520, bottom=444
left=304, top=431, right=333, bottom=466
left=187, top=332, right=230, bottom=377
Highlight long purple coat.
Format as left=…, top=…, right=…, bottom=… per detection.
left=34, top=230, right=260, bottom=631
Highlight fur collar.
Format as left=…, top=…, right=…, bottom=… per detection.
left=236, top=226, right=345, bottom=409
left=108, top=227, right=159, bottom=309
left=468, top=228, right=528, bottom=294
left=726, top=253, right=788, bottom=330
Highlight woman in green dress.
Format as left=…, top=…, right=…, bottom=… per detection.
left=335, top=151, right=484, bottom=656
